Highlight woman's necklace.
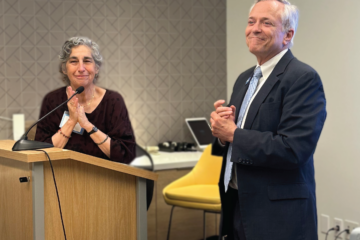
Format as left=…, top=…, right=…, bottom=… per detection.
left=81, top=88, right=95, bottom=109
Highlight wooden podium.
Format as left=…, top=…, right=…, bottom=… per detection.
left=0, top=140, right=158, bottom=240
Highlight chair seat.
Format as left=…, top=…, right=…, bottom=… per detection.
left=165, top=185, right=220, bottom=204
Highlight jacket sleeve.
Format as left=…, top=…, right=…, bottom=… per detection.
left=212, top=137, right=226, bottom=156
left=231, top=71, right=326, bottom=169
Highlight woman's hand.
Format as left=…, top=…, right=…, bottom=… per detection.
left=67, top=86, right=92, bottom=131
left=66, top=86, right=79, bottom=125
left=78, top=105, right=92, bottom=130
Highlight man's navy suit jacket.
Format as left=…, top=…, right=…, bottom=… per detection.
left=212, top=50, right=326, bottom=240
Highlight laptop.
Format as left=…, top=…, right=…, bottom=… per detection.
left=185, top=117, right=213, bottom=151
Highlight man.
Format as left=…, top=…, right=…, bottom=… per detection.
left=210, top=1, right=326, bottom=240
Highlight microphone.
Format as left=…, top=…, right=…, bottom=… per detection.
left=76, top=86, right=84, bottom=94
left=12, top=86, right=85, bottom=151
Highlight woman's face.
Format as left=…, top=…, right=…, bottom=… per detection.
left=65, top=45, right=99, bottom=88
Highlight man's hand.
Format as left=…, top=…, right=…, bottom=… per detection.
left=211, top=99, right=237, bottom=143
left=210, top=111, right=237, bottom=143
left=214, top=100, right=236, bottom=121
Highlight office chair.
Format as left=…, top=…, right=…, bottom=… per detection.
left=135, top=144, right=154, bottom=210
left=162, top=144, right=222, bottom=240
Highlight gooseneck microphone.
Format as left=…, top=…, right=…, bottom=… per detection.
left=12, top=86, right=85, bottom=151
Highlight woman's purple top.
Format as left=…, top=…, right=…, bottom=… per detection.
left=35, top=87, right=136, bottom=164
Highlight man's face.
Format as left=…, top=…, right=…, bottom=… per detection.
left=245, top=1, right=288, bottom=63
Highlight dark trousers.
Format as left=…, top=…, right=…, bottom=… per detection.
left=225, top=187, right=247, bottom=240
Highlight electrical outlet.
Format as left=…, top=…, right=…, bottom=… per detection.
left=321, top=214, right=330, bottom=234
left=344, top=220, right=359, bottom=240
left=335, top=218, right=344, bottom=239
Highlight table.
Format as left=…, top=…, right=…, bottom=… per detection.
left=131, top=150, right=221, bottom=240
left=131, top=151, right=203, bottom=170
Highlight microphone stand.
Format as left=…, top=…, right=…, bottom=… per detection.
left=12, top=88, right=83, bottom=151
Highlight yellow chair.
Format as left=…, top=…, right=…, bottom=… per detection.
left=163, top=144, right=222, bottom=240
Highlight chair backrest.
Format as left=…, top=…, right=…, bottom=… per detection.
left=186, top=144, right=223, bottom=185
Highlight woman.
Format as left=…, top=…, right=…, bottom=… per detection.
left=35, top=36, right=135, bottom=164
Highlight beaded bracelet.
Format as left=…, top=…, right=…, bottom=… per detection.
left=96, top=135, right=109, bottom=146
left=58, top=129, right=71, bottom=139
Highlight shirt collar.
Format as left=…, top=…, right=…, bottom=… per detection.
left=256, top=49, right=288, bottom=81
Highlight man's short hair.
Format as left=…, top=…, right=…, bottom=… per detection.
left=250, top=0, right=299, bottom=48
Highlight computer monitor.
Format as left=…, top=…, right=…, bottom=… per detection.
left=185, top=117, right=213, bottom=151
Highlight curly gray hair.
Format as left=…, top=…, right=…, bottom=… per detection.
left=59, top=36, right=103, bottom=85
left=250, top=0, right=299, bottom=48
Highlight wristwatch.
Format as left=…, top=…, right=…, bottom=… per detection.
left=88, top=126, right=98, bottom=135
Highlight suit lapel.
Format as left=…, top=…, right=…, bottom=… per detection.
left=243, top=50, right=295, bottom=129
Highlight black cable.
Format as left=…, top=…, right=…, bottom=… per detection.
left=335, top=229, right=350, bottom=240
left=325, top=225, right=339, bottom=240
left=36, top=150, right=67, bottom=240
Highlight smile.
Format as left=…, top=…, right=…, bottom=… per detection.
left=75, top=75, right=89, bottom=78
left=249, top=36, right=265, bottom=41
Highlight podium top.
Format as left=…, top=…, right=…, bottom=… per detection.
left=0, top=140, right=157, bottom=181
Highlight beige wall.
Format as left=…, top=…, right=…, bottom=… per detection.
left=227, top=0, right=360, bottom=237
left=0, top=0, right=227, bottom=146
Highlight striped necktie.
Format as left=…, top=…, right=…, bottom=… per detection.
left=224, top=67, right=262, bottom=192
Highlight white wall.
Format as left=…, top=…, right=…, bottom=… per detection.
left=227, top=0, right=360, bottom=238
